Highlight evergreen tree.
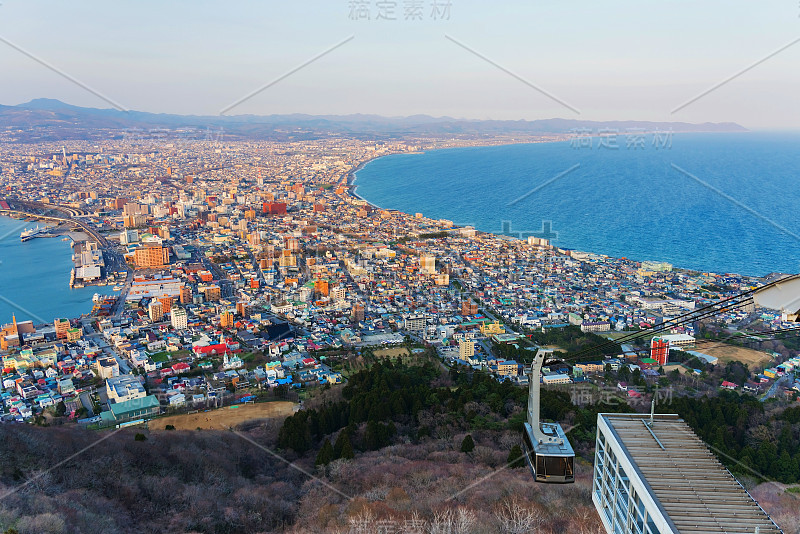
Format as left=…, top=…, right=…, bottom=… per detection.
left=507, top=444, right=525, bottom=468
left=339, top=434, right=355, bottom=459
left=460, top=434, right=475, bottom=453
left=333, top=429, right=350, bottom=459
left=315, top=438, right=334, bottom=466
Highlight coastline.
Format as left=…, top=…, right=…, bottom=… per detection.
left=343, top=135, right=778, bottom=278
left=0, top=214, right=114, bottom=325
left=347, top=136, right=571, bottom=212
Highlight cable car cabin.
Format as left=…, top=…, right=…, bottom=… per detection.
left=523, top=349, right=575, bottom=484
left=522, top=421, right=575, bottom=483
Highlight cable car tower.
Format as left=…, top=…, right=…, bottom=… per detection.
left=523, top=349, right=575, bottom=483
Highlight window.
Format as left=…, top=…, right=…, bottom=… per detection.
left=645, top=516, right=660, bottom=534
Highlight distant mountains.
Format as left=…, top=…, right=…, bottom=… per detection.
left=0, top=98, right=748, bottom=142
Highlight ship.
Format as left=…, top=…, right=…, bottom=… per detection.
left=20, top=225, right=48, bottom=242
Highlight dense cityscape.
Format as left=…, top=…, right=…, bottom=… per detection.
left=0, top=124, right=798, bottom=532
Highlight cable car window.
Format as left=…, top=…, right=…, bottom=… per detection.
left=545, top=456, right=566, bottom=477
left=537, top=455, right=546, bottom=477
left=565, top=456, right=574, bottom=477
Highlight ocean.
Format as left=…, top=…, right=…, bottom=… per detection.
left=353, top=132, right=800, bottom=277
left=0, top=216, right=116, bottom=325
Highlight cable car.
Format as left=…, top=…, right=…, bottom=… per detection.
left=522, top=349, right=575, bottom=483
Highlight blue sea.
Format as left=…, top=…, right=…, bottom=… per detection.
left=0, top=216, right=117, bottom=325
left=354, top=132, right=800, bottom=277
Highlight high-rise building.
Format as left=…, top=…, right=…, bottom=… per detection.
left=123, top=214, right=147, bottom=228
left=420, top=254, right=436, bottom=274
left=120, top=229, right=139, bottom=245
left=351, top=303, right=365, bottom=323
left=158, top=296, right=174, bottom=313
left=171, top=306, right=188, bottom=330
left=404, top=314, right=426, bottom=332
left=54, top=318, right=71, bottom=339
left=199, top=285, right=221, bottom=302
left=459, top=340, right=474, bottom=361
left=650, top=337, right=670, bottom=365
left=330, top=286, right=346, bottom=302
left=179, top=285, right=192, bottom=304
left=220, top=311, right=235, bottom=328
left=134, top=244, right=169, bottom=268
left=148, top=301, right=164, bottom=322
left=314, top=279, right=329, bottom=297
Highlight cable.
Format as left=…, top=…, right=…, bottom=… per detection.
left=559, top=297, right=758, bottom=363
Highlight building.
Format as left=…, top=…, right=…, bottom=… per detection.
left=95, top=356, right=120, bottom=379
left=480, top=321, right=505, bottom=336
left=171, top=306, right=188, bottom=330
left=574, top=362, right=605, bottom=374
left=148, top=300, right=164, bottom=322
left=593, top=413, right=780, bottom=534
left=134, top=244, right=169, bottom=268
left=330, top=286, right=346, bottom=302
left=54, top=317, right=70, bottom=339
left=461, top=300, right=478, bottom=316
left=420, top=254, right=436, bottom=274
left=650, top=337, right=670, bottom=365
left=581, top=321, right=611, bottom=333
left=542, top=373, right=572, bottom=385
left=66, top=327, right=82, bottom=342
left=180, top=284, right=192, bottom=304
left=220, top=311, right=235, bottom=328
left=157, top=296, right=174, bottom=312
left=123, top=214, right=147, bottom=228
left=404, top=314, right=426, bottom=332
left=199, top=284, right=221, bottom=302
left=459, top=340, right=474, bottom=361
left=351, top=303, right=365, bottom=323
left=493, top=359, right=518, bottom=376
left=120, top=229, right=139, bottom=245
left=101, top=395, right=160, bottom=426
left=106, top=375, right=147, bottom=404
left=126, top=276, right=183, bottom=301
left=262, top=202, right=287, bottom=215
left=656, top=333, right=695, bottom=349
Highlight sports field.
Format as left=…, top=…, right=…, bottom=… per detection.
left=694, top=341, right=773, bottom=367
left=154, top=401, right=296, bottom=430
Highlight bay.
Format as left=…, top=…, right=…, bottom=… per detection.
left=0, top=216, right=116, bottom=325
left=354, top=132, right=800, bottom=277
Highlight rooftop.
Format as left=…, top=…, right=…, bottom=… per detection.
left=600, top=413, right=781, bottom=534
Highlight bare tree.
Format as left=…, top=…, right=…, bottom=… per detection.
left=494, top=498, right=542, bottom=534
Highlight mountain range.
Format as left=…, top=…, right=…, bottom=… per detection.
left=0, top=98, right=748, bottom=142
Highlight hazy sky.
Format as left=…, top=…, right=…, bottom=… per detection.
left=0, top=1, right=798, bottom=129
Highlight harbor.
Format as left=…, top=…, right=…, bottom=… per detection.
left=0, top=215, right=119, bottom=323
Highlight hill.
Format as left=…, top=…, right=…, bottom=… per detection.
left=0, top=98, right=748, bottom=142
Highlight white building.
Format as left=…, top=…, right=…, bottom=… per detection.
left=120, top=229, right=139, bottom=245
left=657, top=333, right=695, bottom=349
left=171, top=306, right=188, bottom=330
left=404, top=314, right=426, bottom=332
left=106, top=375, right=146, bottom=404
left=593, top=413, right=780, bottom=534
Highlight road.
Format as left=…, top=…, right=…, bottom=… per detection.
left=79, top=392, right=95, bottom=416
left=761, top=375, right=791, bottom=402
